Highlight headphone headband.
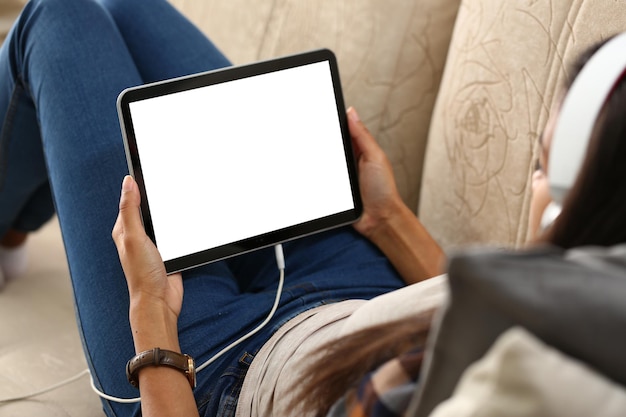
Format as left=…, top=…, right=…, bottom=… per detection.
left=548, top=32, right=626, bottom=204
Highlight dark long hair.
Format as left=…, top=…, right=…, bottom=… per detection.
left=543, top=37, right=626, bottom=248
left=289, top=311, right=434, bottom=417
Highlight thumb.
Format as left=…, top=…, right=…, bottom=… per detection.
left=347, top=107, right=380, bottom=161
left=116, top=175, right=144, bottom=235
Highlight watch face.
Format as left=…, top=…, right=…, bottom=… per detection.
left=186, top=355, right=197, bottom=388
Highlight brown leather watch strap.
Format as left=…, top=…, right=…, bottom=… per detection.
left=126, top=347, right=196, bottom=389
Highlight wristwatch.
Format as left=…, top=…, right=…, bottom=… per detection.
left=126, top=348, right=196, bottom=389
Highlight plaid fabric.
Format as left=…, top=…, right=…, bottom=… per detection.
left=328, top=348, right=424, bottom=417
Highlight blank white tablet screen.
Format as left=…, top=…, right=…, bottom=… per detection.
left=128, top=61, right=354, bottom=263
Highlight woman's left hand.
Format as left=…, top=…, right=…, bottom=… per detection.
left=347, top=107, right=404, bottom=239
left=346, top=108, right=445, bottom=283
left=112, top=176, right=183, bottom=327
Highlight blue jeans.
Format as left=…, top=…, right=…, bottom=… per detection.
left=0, top=1, right=405, bottom=416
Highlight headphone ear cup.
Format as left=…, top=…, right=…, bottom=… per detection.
left=540, top=201, right=562, bottom=232
left=547, top=33, right=626, bottom=205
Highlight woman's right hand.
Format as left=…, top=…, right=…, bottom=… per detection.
left=347, top=107, right=404, bottom=240
left=112, top=176, right=183, bottom=352
left=112, top=176, right=197, bottom=416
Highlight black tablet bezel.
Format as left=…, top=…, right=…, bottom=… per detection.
left=117, top=49, right=362, bottom=274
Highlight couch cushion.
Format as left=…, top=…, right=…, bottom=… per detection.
left=169, top=0, right=462, bottom=210
left=408, top=244, right=626, bottom=417
left=419, top=0, right=626, bottom=249
left=430, top=327, right=626, bottom=417
left=0, top=0, right=25, bottom=44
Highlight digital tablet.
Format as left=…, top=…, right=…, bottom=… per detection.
left=117, top=49, right=362, bottom=274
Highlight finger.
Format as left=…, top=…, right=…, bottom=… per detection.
left=347, top=107, right=382, bottom=159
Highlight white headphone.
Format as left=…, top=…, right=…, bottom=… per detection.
left=541, top=32, right=626, bottom=229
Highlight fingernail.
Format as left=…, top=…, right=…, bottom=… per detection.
left=122, top=175, right=133, bottom=192
left=348, top=107, right=360, bottom=123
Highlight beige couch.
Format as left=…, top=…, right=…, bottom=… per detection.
left=0, top=0, right=625, bottom=416
left=172, top=0, right=626, bottom=250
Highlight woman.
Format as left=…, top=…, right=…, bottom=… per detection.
left=1, top=1, right=624, bottom=417
left=0, top=1, right=442, bottom=416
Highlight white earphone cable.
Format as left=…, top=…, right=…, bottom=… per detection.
left=0, top=244, right=285, bottom=405
left=0, top=369, right=91, bottom=403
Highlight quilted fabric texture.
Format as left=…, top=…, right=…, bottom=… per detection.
left=169, top=0, right=462, bottom=212
left=419, top=0, right=626, bottom=249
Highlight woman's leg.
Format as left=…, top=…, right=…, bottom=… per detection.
left=0, top=0, right=230, bottom=243
left=0, top=61, right=53, bottom=239
left=95, top=0, right=231, bottom=82
left=0, top=0, right=231, bottom=414
left=0, top=1, right=147, bottom=414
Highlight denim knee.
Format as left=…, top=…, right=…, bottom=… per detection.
left=18, top=0, right=115, bottom=37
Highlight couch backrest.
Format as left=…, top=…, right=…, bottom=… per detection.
left=419, top=0, right=626, bottom=251
left=169, top=0, right=462, bottom=212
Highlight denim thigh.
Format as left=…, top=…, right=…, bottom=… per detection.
left=183, top=227, right=405, bottom=417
